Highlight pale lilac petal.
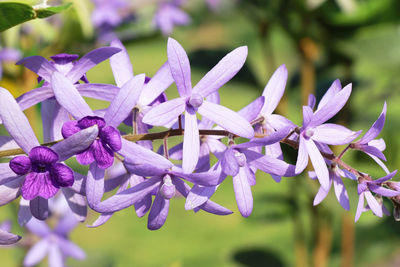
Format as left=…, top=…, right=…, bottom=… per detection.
left=0, top=176, right=23, bottom=206
left=52, top=125, right=99, bottom=161
left=167, top=38, right=192, bottom=97
left=0, top=229, right=21, bottom=245
left=138, top=61, right=174, bottom=106
left=51, top=72, right=94, bottom=119
left=120, top=139, right=174, bottom=176
left=66, top=47, right=121, bottom=83
left=193, top=46, right=248, bottom=97
left=129, top=175, right=152, bottom=217
left=235, top=126, right=291, bottom=149
left=304, top=139, right=330, bottom=190
left=23, top=240, right=49, bottom=266
left=30, top=197, right=49, bottom=220
left=368, top=154, right=390, bottom=174
left=312, top=124, right=361, bottom=145
left=54, top=213, right=78, bottom=236
left=220, top=148, right=239, bottom=176
left=18, top=198, right=32, bottom=226
left=172, top=169, right=225, bottom=187
left=110, top=38, right=134, bottom=87
left=185, top=184, right=217, bottom=210
left=195, top=142, right=210, bottom=172
left=58, top=239, right=85, bottom=260
left=0, top=88, right=40, bottom=152
left=104, top=74, right=145, bottom=127
left=85, top=163, right=105, bottom=209
left=295, top=137, right=308, bottom=174
left=359, top=102, right=386, bottom=144
left=0, top=136, right=19, bottom=151
left=364, top=191, right=382, bottom=217
left=148, top=192, right=170, bottom=230
left=317, top=79, right=341, bottom=111
left=233, top=167, right=253, bottom=217
left=260, top=64, right=288, bottom=115
left=313, top=184, right=330, bottom=206
left=198, top=101, right=254, bottom=138
left=17, top=56, right=57, bottom=82
left=244, top=150, right=296, bottom=177
left=48, top=245, right=63, bottom=267
left=268, top=114, right=297, bottom=130
left=77, top=83, right=119, bottom=101
left=41, top=100, right=67, bottom=142
left=361, top=145, right=386, bottom=161
left=311, top=83, right=352, bottom=126
left=92, top=177, right=160, bottom=213
left=332, top=173, right=350, bottom=210
left=308, top=94, right=316, bottom=109
left=355, top=193, right=364, bottom=222
left=14, top=86, right=53, bottom=113
left=182, top=109, right=200, bottom=173
left=373, top=170, right=397, bottom=184
left=368, top=184, right=400, bottom=197
left=245, top=164, right=256, bottom=186
left=237, top=96, right=264, bottom=122
left=61, top=187, right=87, bottom=222
left=302, top=106, right=313, bottom=127
left=369, top=138, right=386, bottom=152
left=142, top=97, right=185, bottom=126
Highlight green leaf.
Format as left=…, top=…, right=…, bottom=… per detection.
left=0, top=2, right=72, bottom=32
left=0, top=2, right=35, bottom=32
left=35, top=2, right=72, bottom=19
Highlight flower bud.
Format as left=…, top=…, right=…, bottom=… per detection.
left=161, top=175, right=175, bottom=199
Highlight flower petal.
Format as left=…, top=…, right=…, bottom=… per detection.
left=312, top=124, right=361, bottom=145
left=0, top=229, right=21, bottom=245
left=317, top=79, right=341, bottom=111
left=30, top=196, right=49, bottom=220
left=48, top=245, right=63, bottom=267
left=364, top=191, right=382, bottom=217
left=198, top=101, right=254, bottom=138
left=192, top=46, right=248, bottom=98
left=304, top=139, right=330, bottom=191
left=359, top=102, right=386, bottom=144
left=148, top=192, right=170, bottom=230
left=167, top=38, right=192, bottom=97
left=332, top=173, right=350, bottom=210
left=93, top=140, right=115, bottom=169
left=185, top=184, right=217, bottom=210
left=0, top=88, right=40, bottom=152
left=23, top=239, right=49, bottom=266
left=85, top=163, right=105, bottom=209
left=110, top=38, right=134, bottom=87
left=260, top=64, right=288, bottom=115
left=18, top=198, right=32, bottom=226
left=233, top=167, right=253, bottom=217
left=9, top=156, right=31, bottom=175
left=100, top=126, right=121, bottom=152
left=182, top=109, right=200, bottom=173
left=61, top=187, right=87, bottom=222
left=104, top=74, right=145, bottom=127
left=17, top=56, right=56, bottom=82
left=354, top=193, right=365, bottom=222
left=238, top=96, right=265, bottom=122
left=142, top=97, right=186, bottom=126
left=0, top=176, right=23, bottom=206
left=220, top=148, right=239, bottom=176
left=51, top=163, right=74, bottom=187
left=244, top=150, right=296, bottom=177
left=58, top=239, right=86, bottom=260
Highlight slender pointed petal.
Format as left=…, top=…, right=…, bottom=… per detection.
left=355, top=193, right=365, bottom=222
left=86, top=163, right=105, bottom=209
left=172, top=169, right=225, bottom=187
left=312, top=124, right=361, bottom=145
left=193, top=46, right=248, bottom=97
left=61, top=187, right=87, bottom=222
left=185, top=184, right=217, bottom=210
left=260, top=64, right=288, bottom=115
left=359, top=102, right=387, bottom=144
left=364, top=191, right=382, bottom=217
left=66, top=47, right=121, bottom=83
left=18, top=198, right=32, bottom=226
left=295, top=137, right=308, bottom=175
left=373, top=170, right=397, bottom=184
left=52, top=125, right=99, bottom=161
left=332, top=173, right=350, bottom=210
left=198, top=101, right=254, bottom=138
left=51, top=72, right=94, bottom=119
left=48, top=245, right=63, bottom=267
left=0, top=88, right=40, bottom=153
left=244, top=150, right=296, bottom=177
left=104, top=74, right=145, bottom=127
left=220, top=148, right=239, bottom=176
left=23, top=240, right=49, bottom=266
left=302, top=106, right=313, bottom=127
left=148, top=192, right=170, bottom=230
left=17, top=56, right=56, bottom=82
left=237, top=96, right=264, bottom=122
left=77, top=83, right=119, bottom=101
left=313, top=186, right=330, bottom=206
left=167, top=38, right=192, bottom=97
left=311, top=83, right=352, bottom=126
left=368, top=184, right=400, bottom=197
left=235, top=126, right=291, bottom=149
left=93, top=177, right=160, bottom=213
left=233, top=167, right=253, bottom=217
left=317, top=79, right=341, bottom=111
left=54, top=214, right=78, bottom=236
left=0, top=229, right=21, bottom=245
left=110, top=38, right=134, bottom=87
left=304, top=139, right=330, bottom=190
left=182, top=109, right=200, bottom=173
left=362, top=145, right=386, bottom=161
left=30, top=197, right=49, bottom=220
left=0, top=176, right=23, bottom=206
left=142, top=97, right=185, bottom=126
left=59, top=239, right=86, bottom=260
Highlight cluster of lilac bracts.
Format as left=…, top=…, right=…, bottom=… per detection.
left=1, top=37, right=399, bottom=247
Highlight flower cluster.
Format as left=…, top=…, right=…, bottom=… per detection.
left=0, top=37, right=398, bottom=252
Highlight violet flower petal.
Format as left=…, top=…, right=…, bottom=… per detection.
left=233, top=167, right=253, bottom=217
left=51, top=163, right=74, bottom=187
left=192, top=46, right=248, bottom=98
left=198, top=100, right=254, bottom=138
left=182, top=109, right=200, bottom=173
left=359, top=102, right=386, bottom=144
left=22, top=172, right=58, bottom=201
left=9, top=156, right=31, bottom=175
left=244, top=150, right=296, bottom=177
left=104, top=74, right=145, bottom=127
left=167, top=38, right=192, bottom=97
left=51, top=72, right=94, bottom=119
left=30, top=197, right=49, bottom=220
left=364, top=191, right=382, bottom=217
left=185, top=184, right=217, bottom=210
left=93, top=140, right=114, bottom=169
left=235, top=126, right=291, bottom=149
left=18, top=198, right=32, bottom=226
left=100, top=126, right=121, bottom=151
left=355, top=192, right=365, bottom=222
left=75, top=146, right=95, bottom=166
left=332, top=173, right=350, bottom=210
left=77, top=83, right=119, bottom=101
left=0, top=88, right=40, bottom=153
left=0, top=229, right=21, bottom=245
left=260, top=64, right=288, bottom=115
left=142, top=97, right=186, bottom=126
left=17, top=56, right=57, bottom=82
left=312, top=124, right=361, bottom=145
left=171, top=169, right=225, bottom=187
left=85, top=163, right=105, bottom=209
left=148, top=192, right=170, bottom=230
left=0, top=176, right=24, bottom=206
left=317, top=79, right=341, bottom=111
left=58, top=239, right=86, bottom=260
left=61, top=187, right=87, bottom=222
left=368, top=184, right=400, bottom=197
left=110, top=38, right=134, bottom=87
left=221, top=148, right=239, bottom=176
left=23, top=239, right=49, bottom=266
left=237, top=96, right=265, bottom=122
left=304, top=139, right=330, bottom=190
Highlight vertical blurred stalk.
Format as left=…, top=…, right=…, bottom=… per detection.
left=341, top=214, right=354, bottom=267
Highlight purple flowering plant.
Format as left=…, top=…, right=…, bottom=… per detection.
left=0, top=35, right=399, bottom=266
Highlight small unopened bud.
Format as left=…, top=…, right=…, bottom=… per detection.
left=161, top=175, right=175, bottom=199
left=188, top=94, right=203, bottom=108
left=234, top=151, right=246, bottom=167
left=304, top=128, right=314, bottom=139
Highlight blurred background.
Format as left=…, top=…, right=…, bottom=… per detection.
left=1, top=0, right=400, bottom=266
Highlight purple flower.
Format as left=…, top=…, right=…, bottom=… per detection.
left=0, top=87, right=98, bottom=220
left=91, top=0, right=130, bottom=29
left=153, top=1, right=191, bottom=35
left=351, top=102, right=389, bottom=173
left=295, top=80, right=361, bottom=190
left=355, top=171, right=400, bottom=221
left=0, top=47, right=21, bottom=80
left=23, top=213, right=85, bottom=267
left=143, top=38, right=254, bottom=173
left=0, top=220, right=21, bottom=245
